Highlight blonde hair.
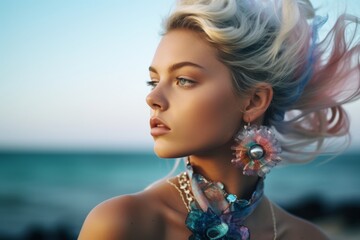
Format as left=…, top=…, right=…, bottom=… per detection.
left=163, top=0, right=360, bottom=163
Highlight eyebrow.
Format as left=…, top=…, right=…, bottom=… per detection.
left=148, top=61, right=205, bottom=73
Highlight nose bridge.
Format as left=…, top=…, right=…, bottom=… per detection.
left=146, top=81, right=169, bottom=111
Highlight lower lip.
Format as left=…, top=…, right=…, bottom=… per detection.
left=151, top=127, right=171, bottom=137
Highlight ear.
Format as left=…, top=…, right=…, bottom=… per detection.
left=243, top=83, right=273, bottom=123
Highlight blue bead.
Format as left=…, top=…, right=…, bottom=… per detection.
left=226, top=194, right=237, bottom=203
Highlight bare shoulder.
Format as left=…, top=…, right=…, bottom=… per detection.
left=273, top=203, right=330, bottom=240
left=78, top=190, right=165, bottom=240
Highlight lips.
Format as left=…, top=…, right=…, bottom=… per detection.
left=150, top=117, right=171, bottom=137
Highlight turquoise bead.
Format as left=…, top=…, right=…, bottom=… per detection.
left=226, top=194, right=237, bottom=203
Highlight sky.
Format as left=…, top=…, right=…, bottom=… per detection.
left=0, top=0, right=359, bottom=151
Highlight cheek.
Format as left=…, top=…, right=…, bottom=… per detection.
left=176, top=88, right=242, bottom=149
left=195, top=97, right=240, bottom=137
left=153, top=95, right=241, bottom=158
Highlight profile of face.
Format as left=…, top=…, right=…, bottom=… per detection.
left=146, top=29, right=249, bottom=158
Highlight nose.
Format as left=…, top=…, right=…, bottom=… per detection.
left=146, top=85, right=169, bottom=111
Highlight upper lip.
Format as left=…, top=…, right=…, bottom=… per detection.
left=150, top=117, right=170, bottom=129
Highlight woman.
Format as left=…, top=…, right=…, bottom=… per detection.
left=79, top=0, right=360, bottom=239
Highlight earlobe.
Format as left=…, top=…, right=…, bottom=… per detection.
left=243, top=84, right=273, bottom=123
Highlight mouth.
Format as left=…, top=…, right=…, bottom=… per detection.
left=150, top=117, right=171, bottom=137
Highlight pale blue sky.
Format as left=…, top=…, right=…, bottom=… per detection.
left=0, top=0, right=359, bottom=151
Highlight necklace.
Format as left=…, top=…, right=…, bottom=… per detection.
left=269, top=199, right=277, bottom=240
left=167, top=163, right=277, bottom=240
left=167, top=172, right=194, bottom=212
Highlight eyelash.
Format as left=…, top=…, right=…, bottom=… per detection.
left=146, top=80, right=158, bottom=89
left=176, top=77, right=195, bottom=88
left=146, top=78, right=196, bottom=89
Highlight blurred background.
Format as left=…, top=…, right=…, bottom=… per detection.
left=1, top=0, right=359, bottom=239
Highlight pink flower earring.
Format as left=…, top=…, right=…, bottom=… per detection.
left=231, top=123, right=282, bottom=177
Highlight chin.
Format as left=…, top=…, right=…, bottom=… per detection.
left=153, top=144, right=188, bottom=159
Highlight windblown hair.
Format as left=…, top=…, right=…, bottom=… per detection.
left=163, top=0, right=360, bottom=163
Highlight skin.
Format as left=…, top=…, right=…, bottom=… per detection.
left=78, top=29, right=329, bottom=240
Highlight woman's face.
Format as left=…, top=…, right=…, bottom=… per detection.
left=146, top=29, right=248, bottom=158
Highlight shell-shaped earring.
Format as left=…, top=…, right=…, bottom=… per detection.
left=231, top=123, right=282, bottom=177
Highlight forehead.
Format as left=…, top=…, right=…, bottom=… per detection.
left=151, top=29, right=219, bottom=68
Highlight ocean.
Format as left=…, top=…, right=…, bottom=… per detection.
left=0, top=151, right=359, bottom=239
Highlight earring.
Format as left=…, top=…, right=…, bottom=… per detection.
left=231, top=123, right=282, bottom=177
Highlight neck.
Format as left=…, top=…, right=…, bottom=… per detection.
left=188, top=142, right=259, bottom=201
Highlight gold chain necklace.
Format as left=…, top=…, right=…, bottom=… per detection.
left=166, top=172, right=194, bottom=212
left=178, top=172, right=194, bottom=208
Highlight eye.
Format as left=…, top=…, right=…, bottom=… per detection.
left=146, top=80, right=158, bottom=90
left=176, top=77, right=196, bottom=88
